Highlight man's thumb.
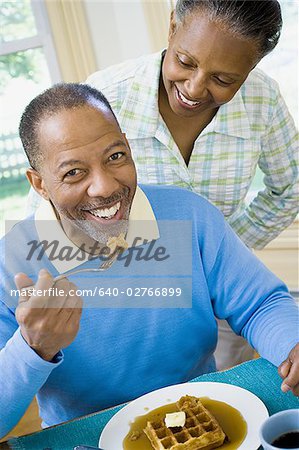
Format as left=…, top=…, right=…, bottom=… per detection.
left=14, top=272, right=34, bottom=290
left=278, top=358, right=292, bottom=379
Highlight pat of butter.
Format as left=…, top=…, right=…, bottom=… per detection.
left=165, top=411, right=186, bottom=428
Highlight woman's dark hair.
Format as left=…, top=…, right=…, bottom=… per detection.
left=19, top=83, right=118, bottom=171
left=175, top=0, right=282, bottom=57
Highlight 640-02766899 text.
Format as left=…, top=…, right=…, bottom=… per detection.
left=96, top=287, right=182, bottom=297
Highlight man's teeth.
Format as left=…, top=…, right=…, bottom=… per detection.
left=178, top=89, right=200, bottom=106
left=89, top=202, right=120, bottom=219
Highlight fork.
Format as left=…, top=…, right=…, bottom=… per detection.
left=54, top=246, right=123, bottom=282
left=73, top=446, right=104, bottom=450
left=21, top=247, right=124, bottom=293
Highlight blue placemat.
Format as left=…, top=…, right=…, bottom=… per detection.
left=5, top=358, right=299, bottom=450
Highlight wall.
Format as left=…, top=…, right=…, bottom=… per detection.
left=84, top=0, right=168, bottom=70
left=255, top=221, right=298, bottom=292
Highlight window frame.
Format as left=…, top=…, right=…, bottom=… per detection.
left=0, top=0, right=61, bottom=83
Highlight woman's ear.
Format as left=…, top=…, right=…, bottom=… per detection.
left=26, top=168, right=49, bottom=201
left=122, top=133, right=130, bottom=149
left=168, top=10, right=177, bottom=42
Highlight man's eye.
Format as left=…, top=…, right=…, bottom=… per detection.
left=109, top=152, right=124, bottom=161
left=65, top=169, right=80, bottom=177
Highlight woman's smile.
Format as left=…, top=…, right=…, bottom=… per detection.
left=174, top=84, right=207, bottom=110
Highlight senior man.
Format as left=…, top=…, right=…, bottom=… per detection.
left=0, top=83, right=298, bottom=437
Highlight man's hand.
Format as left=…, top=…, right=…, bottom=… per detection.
left=278, top=343, right=299, bottom=396
left=15, top=269, right=83, bottom=361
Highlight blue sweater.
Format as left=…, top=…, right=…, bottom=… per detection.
left=0, top=185, right=298, bottom=437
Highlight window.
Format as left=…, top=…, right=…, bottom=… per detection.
left=258, top=2, right=297, bottom=123
left=0, top=0, right=61, bottom=236
left=249, top=2, right=297, bottom=194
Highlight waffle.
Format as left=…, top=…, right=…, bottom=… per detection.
left=144, top=395, right=226, bottom=450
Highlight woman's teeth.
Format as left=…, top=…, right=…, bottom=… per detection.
left=177, top=89, right=200, bottom=107
left=89, top=201, right=120, bottom=219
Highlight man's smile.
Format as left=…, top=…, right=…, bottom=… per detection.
left=83, top=200, right=122, bottom=223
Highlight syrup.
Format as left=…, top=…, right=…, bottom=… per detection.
left=123, top=397, right=247, bottom=449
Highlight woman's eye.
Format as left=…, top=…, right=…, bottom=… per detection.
left=177, top=55, right=193, bottom=68
left=109, top=152, right=124, bottom=161
left=214, top=77, right=234, bottom=86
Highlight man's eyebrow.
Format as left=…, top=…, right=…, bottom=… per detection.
left=58, top=159, right=82, bottom=171
left=103, top=139, right=127, bottom=154
left=57, top=140, right=127, bottom=171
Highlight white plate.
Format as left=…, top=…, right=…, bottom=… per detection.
left=99, top=381, right=268, bottom=449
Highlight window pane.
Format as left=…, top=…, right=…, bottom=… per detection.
left=0, top=0, right=37, bottom=43
left=0, top=47, right=52, bottom=237
left=258, top=2, right=298, bottom=123
left=249, top=2, right=298, bottom=195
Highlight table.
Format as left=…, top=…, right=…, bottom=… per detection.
left=1, top=358, right=298, bottom=450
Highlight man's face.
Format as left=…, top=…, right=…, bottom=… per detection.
left=31, top=104, right=137, bottom=245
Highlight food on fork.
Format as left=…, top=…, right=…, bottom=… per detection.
left=106, top=232, right=128, bottom=254
left=144, top=395, right=226, bottom=450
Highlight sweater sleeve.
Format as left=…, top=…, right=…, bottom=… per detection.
left=207, top=222, right=299, bottom=366
left=0, top=302, right=63, bottom=438
left=228, top=87, right=299, bottom=249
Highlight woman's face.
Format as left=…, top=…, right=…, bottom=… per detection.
left=161, top=11, right=261, bottom=118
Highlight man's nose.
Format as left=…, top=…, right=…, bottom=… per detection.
left=186, top=70, right=208, bottom=99
left=87, top=169, right=120, bottom=198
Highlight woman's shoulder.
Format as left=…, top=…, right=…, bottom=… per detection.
left=242, top=67, right=280, bottom=99
left=86, top=52, right=161, bottom=91
left=238, top=67, right=286, bottom=126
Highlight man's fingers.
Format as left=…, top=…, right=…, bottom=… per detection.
left=23, top=269, right=56, bottom=308
left=33, top=269, right=53, bottom=291
left=47, top=279, right=81, bottom=309
left=281, top=382, right=292, bottom=393
left=15, top=273, right=36, bottom=304
left=281, top=361, right=299, bottom=395
left=14, top=272, right=34, bottom=290
left=279, top=343, right=299, bottom=396
left=289, top=384, right=299, bottom=396
left=281, top=381, right=299, bottom=395
left=278, top=359, right=292, bottom=379
left=16, top=270, right=82, bottom=311
left=66, top=299, right=83, bottom=325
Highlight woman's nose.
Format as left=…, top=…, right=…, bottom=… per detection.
left=87, top=169, right=120, bottom=199
left=186, top=71, right=208, bottom=100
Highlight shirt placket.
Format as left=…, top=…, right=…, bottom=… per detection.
left=155, top=117, right=194, bottom=190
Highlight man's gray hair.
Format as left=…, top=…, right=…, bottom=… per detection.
left=19, top=83, right=119, bottom=171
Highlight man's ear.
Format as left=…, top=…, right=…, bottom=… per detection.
left=26, top=168, right=49, bottom=201
left=168, top=10, right=177, bottom=42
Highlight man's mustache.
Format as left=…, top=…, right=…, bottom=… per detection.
left=77, top=187, right=130, bottom=211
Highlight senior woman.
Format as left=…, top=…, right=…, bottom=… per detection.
left=29, top=0, right=299, bottom=369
